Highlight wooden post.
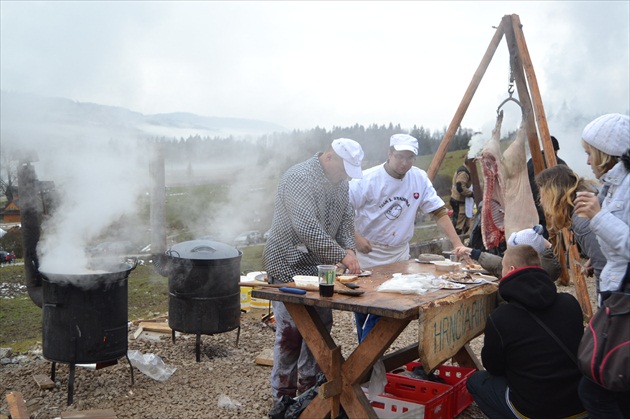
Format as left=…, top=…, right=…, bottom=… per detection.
left=149, top=142, right=166, bottom=256
left=563, top=231, right=593, bottom=320
left=511, top=15, right=556, bottom=168
left=427, top=21, right=505, bottom=181
left=503, top=15, right=543, bottom=173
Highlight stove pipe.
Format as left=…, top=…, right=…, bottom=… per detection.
left=18, top=162, right=44, bottom=308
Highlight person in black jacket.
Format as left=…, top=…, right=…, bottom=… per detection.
left=466, top=245, right=587, bottom=419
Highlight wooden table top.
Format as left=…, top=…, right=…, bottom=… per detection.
left=252, top=260, right=498, bottom=320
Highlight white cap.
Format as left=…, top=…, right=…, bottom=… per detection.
left=507, top=225, right=546, bottom=254
left=390, top=134, right=419, bottom=155
left=582, top=113, right=630, bottom=157
left=331, top=138, right=364, bottom=179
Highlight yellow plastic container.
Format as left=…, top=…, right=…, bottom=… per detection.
left=240, top=285, right=252, bottom=312
left=244, top=271, right=271, bottom=310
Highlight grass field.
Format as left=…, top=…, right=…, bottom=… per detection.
left=0, top=147, right=466, bottom=352
left=0, top=218, right=444, bottom=352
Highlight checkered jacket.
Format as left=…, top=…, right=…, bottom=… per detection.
left=263, top=154, right=356, bottom=282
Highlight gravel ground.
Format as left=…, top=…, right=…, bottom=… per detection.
left=1, top=275, right=597, bottom=419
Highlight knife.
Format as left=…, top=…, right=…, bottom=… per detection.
left=240, top=282, right=364, bottom=296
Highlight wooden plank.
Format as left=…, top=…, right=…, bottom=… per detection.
left=33, top=374, right=55, bottom=390
left=418, top=290, right=497, bottom=371
left=6, top=391, right=29, bottom=419
left=511, top=14, right=556, bottom=169
left=381, top=343, right=420, bottom=372
left=427, top=16, right=506, bottom=181
left=138, top=322, right=171, bottom=333
left=131, top=325, right=144, bottom=340
left=255, top=348, right=274, bottom=366
left=564, top=231, right=593, bottom=320
left=61, top=409, right=117, bottom=418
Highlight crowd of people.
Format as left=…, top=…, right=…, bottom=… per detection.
left=263, top=113, right=630, bottom=418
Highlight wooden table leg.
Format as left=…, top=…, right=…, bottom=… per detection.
left=452, top=342, right=484, bottom=371
left=284, top=303, right=413, bottom=419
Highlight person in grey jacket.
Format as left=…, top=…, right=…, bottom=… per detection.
left=574, top=113, right=629, bottom=304
left=455, top=225, right=562, bottom=280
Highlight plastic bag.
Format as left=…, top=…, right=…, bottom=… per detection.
left=367, top=359, right=387, bottom=401
left=218, top=394, right=241, bottom=409
left=376, top=273, right=438, bottom=294
left=127, top=349, right=176, bottom=381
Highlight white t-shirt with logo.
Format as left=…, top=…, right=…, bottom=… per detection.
left=349, top=164, right=445, bottom=247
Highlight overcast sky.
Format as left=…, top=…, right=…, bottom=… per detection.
left=1, top=1, right=629, bottom=176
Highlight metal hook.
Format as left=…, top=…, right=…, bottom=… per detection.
left=496, top=96, right=523, bottom=115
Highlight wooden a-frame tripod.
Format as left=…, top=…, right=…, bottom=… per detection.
left=426, top=14, right=592, bottom=319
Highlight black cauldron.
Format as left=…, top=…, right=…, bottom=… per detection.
left=155, top=239, right=242, bottom=360
left=40, top=261, right=136, bottom=404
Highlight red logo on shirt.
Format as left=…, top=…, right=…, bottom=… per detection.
left=413, top=193, right=419, bottom=199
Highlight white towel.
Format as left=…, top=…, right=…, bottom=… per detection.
left=465, top=186, right=474, bottom=218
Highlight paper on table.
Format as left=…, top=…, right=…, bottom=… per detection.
left=376, top=273, right=439, bottom=294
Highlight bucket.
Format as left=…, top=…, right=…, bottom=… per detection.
left=244, top=271, right=271, bottom=310
left=240, top=276, right=252, bottom=312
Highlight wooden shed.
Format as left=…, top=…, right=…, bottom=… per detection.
left=1, top=199, right=21, bottom=223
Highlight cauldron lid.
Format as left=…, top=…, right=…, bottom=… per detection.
left=168, top=239, right=240, bottom=260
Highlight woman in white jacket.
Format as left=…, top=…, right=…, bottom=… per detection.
left=573, top=113, right=630, bottom=419
left=574, top=113, right=629, bottom=304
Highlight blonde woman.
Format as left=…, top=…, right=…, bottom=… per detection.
left=535, top=165, right=605, bottom=283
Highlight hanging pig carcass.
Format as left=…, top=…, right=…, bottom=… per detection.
left=479, top=110, right=539, bottom=251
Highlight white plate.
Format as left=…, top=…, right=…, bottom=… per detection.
left=432, top=279, right=466, bottom=290
left=440, top=274, right=482, bottom=284
left=292, top=275, right=319, bottom=287
left=430, top=261, right=461, bottom=266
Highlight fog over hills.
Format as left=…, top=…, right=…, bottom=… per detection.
left=0, top=90, right=287, bottom=151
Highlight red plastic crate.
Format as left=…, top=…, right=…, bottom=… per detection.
left=404, top=361, right=476, bottom=416
left=382, top=373, right=453, bottom=419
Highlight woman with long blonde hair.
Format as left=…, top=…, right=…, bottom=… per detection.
left=535, top=165, right=605, bottom=281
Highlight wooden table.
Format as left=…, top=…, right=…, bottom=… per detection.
left=252, top=260, right=498, bottom=418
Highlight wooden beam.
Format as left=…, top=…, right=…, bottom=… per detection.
left=427, top=19, right=506, bottom=181
left=6, top=391, right=29, bottom=419
left=511, top=15, right=556, bottom=169
left=564, top=230, right=593, bottom=320
left=503, top=15, right=543, bottom=174
left=60, top=409, right=118, bottom=418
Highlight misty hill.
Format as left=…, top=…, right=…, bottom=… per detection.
left=0, top=91, right=287, bottom=144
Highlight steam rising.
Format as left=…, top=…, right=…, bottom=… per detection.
left=37, top=140, right=150, bottom=274
left=1, top=94, right=151, bottom=279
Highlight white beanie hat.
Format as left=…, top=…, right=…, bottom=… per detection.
left=582, top=113, right=630, bottom=157
left=507, top=225, right=546, bottom=254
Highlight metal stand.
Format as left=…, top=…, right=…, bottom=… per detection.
left=50, top=357, right=134, bottom=406
left=172, top=326, right=241, bottom=362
